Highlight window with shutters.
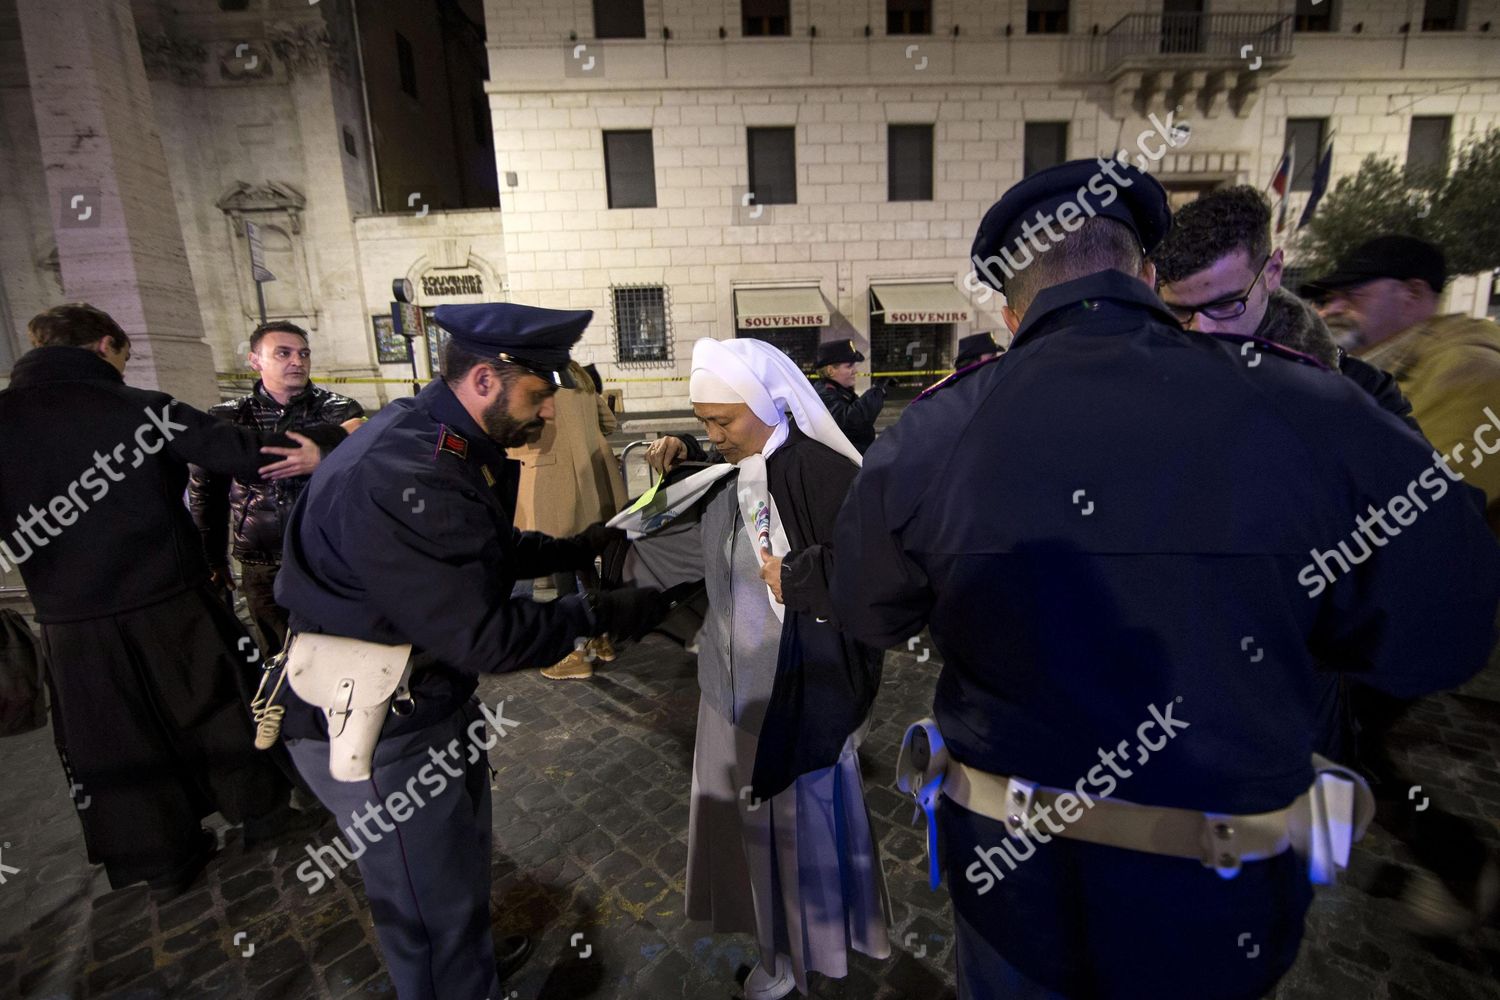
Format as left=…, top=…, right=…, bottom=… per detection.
left=888, top=125, right=934, bottom=201
left=743, top=0, right=790, bottom=36
left=748, top=127, right=797, bottom=205
left=1285, top=118, right=1326, bottom=192
left=1023, top=122, right=1068, bottom=177
left=1027, top=0, right=1069, bottom=34
left=888, top=0, right=932, bottom=35
left=594, top=0, right=646, bottom=38
left=604, top=131, right=657, bottom=209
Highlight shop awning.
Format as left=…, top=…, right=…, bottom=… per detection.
left=870, top=282, right=973, bottom=325
left=733, top=287, right=831, bottom=329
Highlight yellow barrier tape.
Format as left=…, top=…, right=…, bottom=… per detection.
left=216, top=373, right=423, bottom=385
left=216, top=368, right=951, bottom=386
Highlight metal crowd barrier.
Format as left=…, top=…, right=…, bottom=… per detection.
left=619, top=436, right=712, bottom=495
left=0, top=561, right=27, bottom=598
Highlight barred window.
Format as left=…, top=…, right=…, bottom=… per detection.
left=612, top=286, right=671, bottom=364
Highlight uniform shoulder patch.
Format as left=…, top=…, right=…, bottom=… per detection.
left=1204, top=332, right=1333, bottom=372
left=914, top=353, right=1004, bottom=403
left=435, top=424, right=469, bottom=460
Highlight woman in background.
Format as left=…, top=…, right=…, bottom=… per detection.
left=509, top=358, right=626, bottom=679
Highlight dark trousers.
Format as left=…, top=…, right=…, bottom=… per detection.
left=39, top=586, right=290, bottom=887
left=940, top=798, right=1309, bottom=1000
left=1350, top=685, right=1492, bottom=898
left=287, top=702, right=500, bottom=1000
left=240, top=562, right=289, bottom=657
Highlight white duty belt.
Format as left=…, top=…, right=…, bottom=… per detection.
left=896, top=718, right=1374, bottom=890
left=278, top=632, right=415, bottom=782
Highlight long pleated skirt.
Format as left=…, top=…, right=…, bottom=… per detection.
left=684, top=695, right=892, bottom=994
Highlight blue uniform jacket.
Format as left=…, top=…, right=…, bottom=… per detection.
left=830, top=270, right=1500, bottom=996
left=275, top=379, right=594, bottom=741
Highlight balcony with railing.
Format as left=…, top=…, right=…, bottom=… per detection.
left=1068, top=12, right=1294, bottom=119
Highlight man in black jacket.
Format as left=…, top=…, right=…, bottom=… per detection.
left=0, top=304, right=348, bottom=897
left=188, top=321, right=364, bottom=656
left=813, top=338, right=885, bottom=454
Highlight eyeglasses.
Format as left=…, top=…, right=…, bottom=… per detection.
left=1162, top=255, right=1271, bottom=325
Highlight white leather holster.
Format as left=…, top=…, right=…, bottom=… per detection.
left=283, top=632, right=414, bottom=782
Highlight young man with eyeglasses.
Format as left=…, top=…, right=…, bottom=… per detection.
left=1157, top=191, right=1500, bottom=936
left=1152, top=185, right=1416, bottom=427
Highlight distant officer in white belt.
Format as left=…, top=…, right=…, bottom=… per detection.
left=831, top=159, right=1500, bottom=999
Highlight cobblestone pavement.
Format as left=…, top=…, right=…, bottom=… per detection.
left=2, top=608, right=1499, bottom=999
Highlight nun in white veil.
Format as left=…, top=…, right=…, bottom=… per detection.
left=628, top=337, right=891, bottom=999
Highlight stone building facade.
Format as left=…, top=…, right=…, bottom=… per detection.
left=2, top=0, right=1498, bottom=413
left=484, top=0, right=1500, bottom=409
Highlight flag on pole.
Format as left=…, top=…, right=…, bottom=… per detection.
left=1298, top=133, right=1335, bottom=229
left=1269, top=147, right=1294, bottom=234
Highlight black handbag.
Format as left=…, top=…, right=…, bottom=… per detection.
left=749, top=608, right=883, bottom=801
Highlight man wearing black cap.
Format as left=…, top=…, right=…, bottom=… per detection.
left=953, top=332, right=1003, bottom=371
left=832, top=159, right=1500, bottom=998
left=814, top=338, right=886, bottom=454
left=1312, top=235, right=1500, bottom=931
left=272, top=302, right=667, bottom=999
left=1314, top=235, right=1500, bottom=529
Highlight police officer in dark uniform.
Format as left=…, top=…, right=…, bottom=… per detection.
left=953, top=332, right=1003, bottom=371
left=273, top=302, right=667, bottom=1000
left=814, top=338, right=885, bottom=454
left=831, top=160, right=1500, bottom=999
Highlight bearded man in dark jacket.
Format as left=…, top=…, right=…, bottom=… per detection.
left=188, top=321, right=364, bottom=656
left=0, top=304, right=350, bottom=897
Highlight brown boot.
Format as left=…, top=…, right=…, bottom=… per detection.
left=588, top=636, right=617, bottom=662
left=540, top=648, right=594, bottom=681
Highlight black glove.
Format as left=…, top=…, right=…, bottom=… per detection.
left=567, top=521, right=628, bottom=570
left=572, top=521, right=626, bottom=555
left=591, top=586, right=670, bottom=642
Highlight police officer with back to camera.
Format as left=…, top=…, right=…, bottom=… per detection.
left=831, top=159, right=1500, bottom=999
left=270, top=302, right=667, bottom=1000
left=814, top=338, right=885, bottom=453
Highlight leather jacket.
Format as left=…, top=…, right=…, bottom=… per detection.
left=187, top=381, right=363, bottom=565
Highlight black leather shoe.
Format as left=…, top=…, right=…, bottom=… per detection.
left=147, top=830, right=216, bottom=903
left=242, top=800, right=331, bottom=850
left=495, top=934, right=534, bottom=983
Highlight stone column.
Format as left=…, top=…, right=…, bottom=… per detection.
left=17, top=0, right=216, bottom=408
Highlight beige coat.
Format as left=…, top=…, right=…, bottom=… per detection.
left=508, top=361, right=627, bottom=536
